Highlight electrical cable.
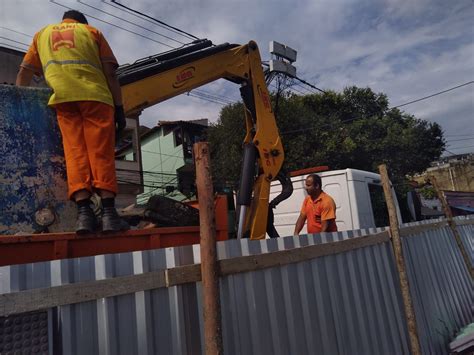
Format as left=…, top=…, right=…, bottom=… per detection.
left=446, top=137, right=474, bottom=143
left=293, top=75, right=326, bottom=94
left=448, top=145, right=474, bottom=150
left=392, top=81, right=474, bottom=108
left=445, top=134, right=474, bottom=137
left=0, top=36, right=29, bottom=47
left=0, top=27, right=32, bottom=38
left=110, top=0, right=199, bottom=40
left=77, top=0, right=186, bottom=46
left=103, top=0, right=196, bottom=41
left=187, top=92, right=227, bottom=106
left=50, top=0, right=175, bottom=48
left=0, top=43, right=27, bottom=52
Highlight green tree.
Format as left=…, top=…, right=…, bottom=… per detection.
left=208, top=86, right=445, bottom=193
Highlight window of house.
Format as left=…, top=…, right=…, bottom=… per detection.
left=174, top=128, right=183, bottom=147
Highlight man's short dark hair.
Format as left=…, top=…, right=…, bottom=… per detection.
left=63, top=10, right=88, bottom=24
left=308, top=174, right=322, bottom=189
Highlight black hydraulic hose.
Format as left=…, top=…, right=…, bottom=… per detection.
left=269, top=171, right=293, bottom=208
left=237, top=143, right=258, bottom=206
left=266, top=171, right=294, bottom=238
left=239, top=83, right=256, bottom=124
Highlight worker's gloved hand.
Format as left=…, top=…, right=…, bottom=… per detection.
left=114, top=105, right=126, bottom=137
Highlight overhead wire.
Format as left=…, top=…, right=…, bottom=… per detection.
left=293, top=75, right=327, bottom=94
left=0, top=27, right=32, bottom=38
left=103, top=0, right=196, bottom=41
left=51, top=2, right=234, bottom=107
left=0, top=43, right=27, bottom=52
left=77, top=0, right=186, bottom=45
left=392, top=81, right=474, bottom=108
left=0, top=36, right=29, bottom=47
left=447, top=145, right=474, bottom=150
left=445, top=133, right=474, bottom=138
left=187, top=92, right=227, bottom=106
left=446, top=137, right=474, bottom=143
left=110, top=0, right=199, bottom=40
left=50, top=0, right=175, bottom=48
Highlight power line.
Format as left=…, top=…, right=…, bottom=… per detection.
left=392, top=81, right=474, bottom=108
left=190, top=90, right=236, bottom=105
left=110, top=0, right=199, bottom=40
left=187, top=92, right=227, bottom=106
left=448, top=145, right=474, bottom=150
left=50, top=0, right=175, bottom=48
left=116, top=167, right=177, bottom=176
left=446, top=137, right=474, bottom=143
left=140, top=149, right=186, bottom=159
left=0, top=43, right=27, bottom=52
left=77, top=0, right=186, bottom=46
left=293, top=75, right=326, bottom=94
left=0, top=36, right=29, bottom=47
left=102, top=0, right=197, bottom=41
left=71, top=2, right=237, bottom=107
left=293, top=82, right=318, bottom=95
left=445, top=133, right=474, bottom=137
left=0, top=27, right=32, bottom=38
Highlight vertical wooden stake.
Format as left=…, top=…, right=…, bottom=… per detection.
left=379, top=164, right=421, bottom=355
left=194, top=142, right=223, bottom=355
left=430, top=176, right=473, bottom=279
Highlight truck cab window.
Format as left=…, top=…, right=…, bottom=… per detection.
left=368, top=184, right=390, bottom=228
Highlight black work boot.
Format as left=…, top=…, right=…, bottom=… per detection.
left=75, top=204, right=98, bottom=235
left=102, top=206, right=130, bottom=233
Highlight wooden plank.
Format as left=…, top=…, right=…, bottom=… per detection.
left=399, top=220, right=448, bottom=237
left=220, top=231, right=389, bottom=275
left=379, top=164, right=421, bottom=355
left=194, top=142, right=223, bottom=355
left=430, top=176, right=473, bottom=279
left=0, top=271, right=166, bottom=317
left=456, top=218, right=474, bottom=226
left=1, top=230, right=390, bottom=316
left=166, top=231, right=390, bottom=287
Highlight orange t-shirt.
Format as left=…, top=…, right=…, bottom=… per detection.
left=300, top=191, right=338, bottom=233
left=21, top=19, right=118, bottom=76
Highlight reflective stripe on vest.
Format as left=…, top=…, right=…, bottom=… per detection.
left=37, top=22, right=113, bottom=107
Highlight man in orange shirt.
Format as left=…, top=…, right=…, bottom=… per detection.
left=16, top=10, right=128, bottom=234
left=294, top=174, right=338, bottom=235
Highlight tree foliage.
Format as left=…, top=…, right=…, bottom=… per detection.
left=207, top=86, right=445, bottom=190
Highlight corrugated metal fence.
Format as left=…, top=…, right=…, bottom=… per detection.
left=0, top=216, right=472, bottom=354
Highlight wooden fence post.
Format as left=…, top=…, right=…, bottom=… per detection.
left=194, top=142, right=223, bottom=355
left=379, top=164, right=422, bottom=355
left=430, top=176, right=473, bottom=279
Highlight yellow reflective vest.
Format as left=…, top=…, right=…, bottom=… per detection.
left=36, top=22, right=113, bottom=106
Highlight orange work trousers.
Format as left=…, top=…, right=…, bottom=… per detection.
left=55, top=101, right=117, bottom=200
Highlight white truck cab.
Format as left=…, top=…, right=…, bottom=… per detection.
left=270, top=168, right=402, bottom=237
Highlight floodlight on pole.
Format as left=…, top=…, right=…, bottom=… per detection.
left=268, top=40, right=297, bottom=77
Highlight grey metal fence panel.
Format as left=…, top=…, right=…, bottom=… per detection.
left=402, top=224, right=474, bottom=355
left=1, top=219, right=472, bottom=354
left=216, top=233, right=410, bottom=355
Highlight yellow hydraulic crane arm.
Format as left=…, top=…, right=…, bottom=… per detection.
left=117, top=40, right=284, bottom=240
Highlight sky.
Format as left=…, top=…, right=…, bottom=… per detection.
left=1, top=0, right=473, bottom=155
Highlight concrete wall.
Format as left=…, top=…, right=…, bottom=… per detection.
left=414, top=160, right=474, bottom=192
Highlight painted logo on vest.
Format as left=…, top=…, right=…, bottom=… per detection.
left=172, top=67, right=195, bottom=88
left=51, top=29, right=75, bottom=51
